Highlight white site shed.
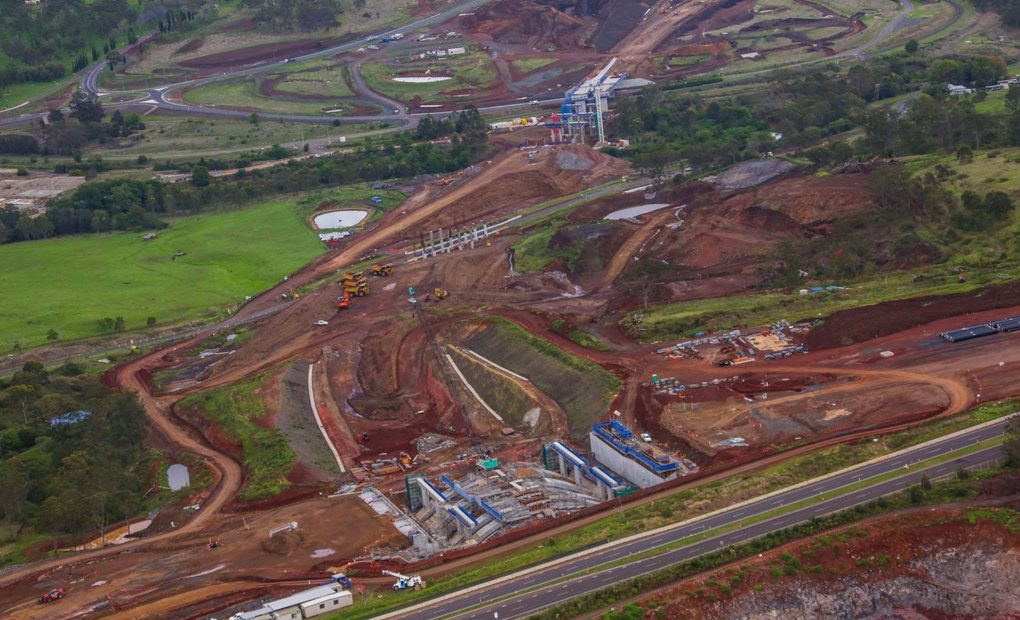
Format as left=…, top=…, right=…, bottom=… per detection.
left=300, top=590, right=354, bottom=617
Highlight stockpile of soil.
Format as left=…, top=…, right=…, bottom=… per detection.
left=805, top=280, right=1020, bottom=350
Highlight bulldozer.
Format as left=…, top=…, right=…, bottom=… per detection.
left=433, top=288, right=448, bottom=300
left=370, top=264, right=393, bottom=277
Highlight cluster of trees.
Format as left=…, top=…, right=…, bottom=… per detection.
left=972, top=0, right=1020, bottom=27
left=0, top=362, right=148, bottom=540
left=613, top=52, right=1013, bottom=179
left=855, top=88, right=1020, bottom=157
left=609, top=93, right=773, bottom=176
left=952, top=189, right=1016, bottom=231
left=242, top=0, right=346, bottom=31
left=1, top=125, right=486, bottom=244
left=0, top=92, right=148, bottom=158
left=928, top=55, right=1008, bottom=87
left=157, top=9, right=196, bottom=33
left=0, top=0, right=134, bottom=89
left=413, top=106, right=489, bottom=144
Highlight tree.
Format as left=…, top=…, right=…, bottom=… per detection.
left=47, top=108, right=64, bottom=123
left=113, top=316, right=125, bottom=332
left=0, top=469, right=30, bottom=526
left=46, top=329, right=58, bottom=341
left=1006, top=85, right=1020, bottom=113
left=146, top=316, right=157, bottom=327
left=191, top=165, right=212, bottom=187
left=6, top=384, right=35, bottom=425
left=633, top=142, right=676, bottom=189
left=920, top=473, right=932, bottom=490
left=249, top=112, right=260, bottom=125
left=905, top=39, right=919, bottom=54
left=68, top=89, right=104, bottom=123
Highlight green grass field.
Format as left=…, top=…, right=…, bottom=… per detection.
left=273, top=63, right=355, bottom=99
left=0, top=199, right=324, bottom=350
left=182, top=78, right=340, bottom=115
left=81, top=115, right=342, bottom=159
left=510, top=57, right=557, bottom=74
left=359, top=52, right=499, bottom=103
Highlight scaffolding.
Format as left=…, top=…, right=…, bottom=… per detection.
left=549, top=57, right=629, bottom=145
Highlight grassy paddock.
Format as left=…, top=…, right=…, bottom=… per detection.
left=0, top=198, right=324, bottom=350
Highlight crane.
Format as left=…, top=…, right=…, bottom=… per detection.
left=382, top=570, right=426, bottom=590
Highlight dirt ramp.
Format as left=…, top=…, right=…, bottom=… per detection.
left=421, top=144, right=627, bottom=230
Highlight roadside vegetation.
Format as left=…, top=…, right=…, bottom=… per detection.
left=178, top=373, right=295, bottom=501
left=530, top=472, right=1017, bottom=620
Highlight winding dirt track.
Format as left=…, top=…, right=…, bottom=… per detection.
left=0, top=359, right=243, bottom=591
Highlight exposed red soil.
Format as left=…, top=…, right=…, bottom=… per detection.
left=178, top=37, right=350, bottom=69
left=805, top=280, right=1020, bottom=350
left=218, top=18, right=256, bottom=33
left=671, top=40, right=732, bottom=56
left=174, top=38, right=205, bottom=56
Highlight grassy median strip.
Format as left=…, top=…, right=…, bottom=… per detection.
left=423, top=436, right=1004, bottom=619
left=526, top=469, right=1010, bottom=620
left=330, top=402, right=1014, bottom=619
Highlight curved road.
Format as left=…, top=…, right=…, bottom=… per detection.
left=0, top=0, right=566, bottom=135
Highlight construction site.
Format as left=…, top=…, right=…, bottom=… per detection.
left=2, top=1, right=1019, bottom=618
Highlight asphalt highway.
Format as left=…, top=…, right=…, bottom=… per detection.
left=387, top=416, right=1011, bottom=620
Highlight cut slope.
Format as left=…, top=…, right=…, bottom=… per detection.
left=462, top=317, right=619, bottom=434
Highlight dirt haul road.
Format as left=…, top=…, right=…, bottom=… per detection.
left=0, top=360, right=242, bottom=595
left=613, top=0, right=723, bottom=67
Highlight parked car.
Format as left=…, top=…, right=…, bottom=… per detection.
left=640, top=432, right=652, bottom=443
left=314, top=320, right=329, bottom=326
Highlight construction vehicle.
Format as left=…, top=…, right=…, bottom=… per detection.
left=370, top=264, right=393, bottom=277
left=340, top=272, right=369, bottom=297
left=433, top=288, right=448, bottom=300
left=331, top=573, right=366, bottom=594
left=38, top=588, right=64, bottom=604
left=336, top=291, right=351, bottom=310
left=382, top=570, right=426, bottom=591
